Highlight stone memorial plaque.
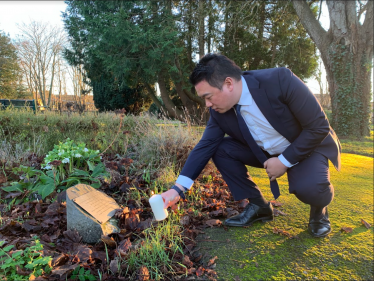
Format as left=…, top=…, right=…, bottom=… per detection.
left=67, top=184, right=120, bottom=243
left=73, top=189, right=119, bottom=224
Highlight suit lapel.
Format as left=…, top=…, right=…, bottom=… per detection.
left=243, top=74, right=290, bottom=139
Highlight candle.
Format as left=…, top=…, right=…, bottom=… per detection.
left=149, top=194, right=168, bottom=221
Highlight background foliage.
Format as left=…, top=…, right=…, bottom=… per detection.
left=0, top=31, right=26, bottom=99
left=62, top=0, right=319, bottom=120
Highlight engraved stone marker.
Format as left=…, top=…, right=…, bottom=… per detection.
left=66, top=184, right=120, bottom=243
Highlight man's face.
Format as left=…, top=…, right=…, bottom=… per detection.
left=195, top=78, right=237, bottom=114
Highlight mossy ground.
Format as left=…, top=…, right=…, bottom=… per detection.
left=197, top=153, right=373, bottom=280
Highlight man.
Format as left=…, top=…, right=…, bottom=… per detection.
left=161, top=54, right=341, bottom=238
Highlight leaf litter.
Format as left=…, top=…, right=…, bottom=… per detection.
left=0, top=156, right=291, bottom=280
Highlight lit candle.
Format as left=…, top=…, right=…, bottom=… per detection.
left=149, top=194, right=168, bottom=221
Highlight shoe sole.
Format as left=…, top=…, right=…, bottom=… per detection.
left=224, top=216, right=273, bottom=227
left=309, top=229, right=332, bottom=238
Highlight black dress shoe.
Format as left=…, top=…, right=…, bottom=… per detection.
left=224, top=202, right=273, bottom=227
left=308, top=206, right=331, bottom=237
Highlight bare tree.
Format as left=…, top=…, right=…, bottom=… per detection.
left=67, top=64, right=91, bottom=114
left=16, top=21, right=67, bottom=108
left=292, top=0, right=373, bottom=137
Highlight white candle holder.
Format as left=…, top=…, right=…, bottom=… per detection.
left=149, top=194, right=168, bottom=221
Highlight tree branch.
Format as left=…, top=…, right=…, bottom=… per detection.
left=292, top=0, right=328, bottom=50
left=362, top=0, right=373, bottom=36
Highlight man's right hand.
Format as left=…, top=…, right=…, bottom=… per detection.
left=160, top=189, right=180, bottom=211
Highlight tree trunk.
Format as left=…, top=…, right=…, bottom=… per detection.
left=186, top=2, right=194, bottom=73
left=144, top=82, right=166, bottom=112
left=292, top=0, right=373, bottom=137
left=223, top=0, right=230, bottom=52
left=47, top=53, right=57, bottom=108
left=174, top=57, right=205, bottom=107
left=198, top=0, right=205, bottom=59
left=157, top=72, right=184, bottom=120
left=252, top=1, right=265, bottom=69
left=207, top=0, right=212, bottom=54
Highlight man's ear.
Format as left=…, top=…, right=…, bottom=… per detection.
left=224, top=77, right=235, bottom=91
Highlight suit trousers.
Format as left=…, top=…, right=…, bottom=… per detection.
left=212, top=137, right=334, bottom=207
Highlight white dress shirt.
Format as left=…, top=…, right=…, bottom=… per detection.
left=176, top=76, right=297, bottom=190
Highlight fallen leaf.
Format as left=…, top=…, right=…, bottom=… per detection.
left=137, top=218, right=152, bottom=231
left=196, top=266, right=205, bottom=277
left=185, top=243, right=194, bottom=253
left=226, top=209, right=239, bottom=218
left=182, top=255, right=193, bottom=267
left=117, top=238, right=132, bottom=257
left=63, top=229, right=82, bottom=244
left=91, top=251, right=107, bottom=263
left=273, top=209, right=287, bottom=216
left=138, top=265, right=149, bottom=281
left=205, top=268, right=217, bottom=276
left=52, top=254, right=69, bottom=267
left=207, top=256, right=218, bottom=267
left=340, top=226, right=353, bottom=233
left=101, top=235, right=117, bottom=248
left=5, top=192, right=22, bottom=199
left=125, top=210, right=140, bottom=230
left=75, top=245, right=92, bottom=264
left=209, top=209, right=223, bottom=217
left=361, top=219, right=371, bottom=229
left=41, top=234, right=51, bottom=243
left=110, top=259, right=119, bottom=274
left=205, top=219, right=222, bottom=228
left=272, top=227, right=295, bottom=238
left=51, top=264, right=79, bottom=278
left=187, top=267, right=196, bottom=275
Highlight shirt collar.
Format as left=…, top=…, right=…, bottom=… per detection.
left=238, top=76, right=253, bottom=106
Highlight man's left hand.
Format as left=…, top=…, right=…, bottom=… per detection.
left=264, top=157, right=288, bottom=181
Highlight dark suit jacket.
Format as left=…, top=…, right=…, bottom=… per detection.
left=180, top=67, right=341, bottom=181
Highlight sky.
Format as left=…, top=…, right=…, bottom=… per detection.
left=0, top=1, right=357, bottom=96
left=0, top=1, right=67, bottom=37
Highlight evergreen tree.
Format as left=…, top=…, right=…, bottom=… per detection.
left=63, top=1, right=319, bottom=119
left=0, top=31, right=26, bottom=99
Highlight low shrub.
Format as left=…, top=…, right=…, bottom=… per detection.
left=0, top=237, right=52, bottom=281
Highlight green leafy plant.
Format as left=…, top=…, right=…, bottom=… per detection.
left=70, top=266, right=97, bottom=281
left=42, top=138, right=101, bottom=179
left=0, top=237, right=52, bottom=281
left=3, top=162, right=108, bottom=202
left=2, top=139, right=109, bottom=203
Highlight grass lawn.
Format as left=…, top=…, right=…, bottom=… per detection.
left=197, top=153, right=373, bottom=280
left=340, top=130, right=373, bottom=157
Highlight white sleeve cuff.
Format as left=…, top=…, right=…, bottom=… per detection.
left=176, top=175, right=194, bottom=190
left=278, top=154, right=298, bottom=168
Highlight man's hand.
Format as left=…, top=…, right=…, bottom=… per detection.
left=264, top=157, right=288, bottom=181
left=160, top=189, right=180, bottom=211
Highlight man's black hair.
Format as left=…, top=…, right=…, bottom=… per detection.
left=189, top=53, right=242, bottom=90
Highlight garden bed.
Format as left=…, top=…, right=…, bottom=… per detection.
left=0, top=151, right=287, bottom=280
